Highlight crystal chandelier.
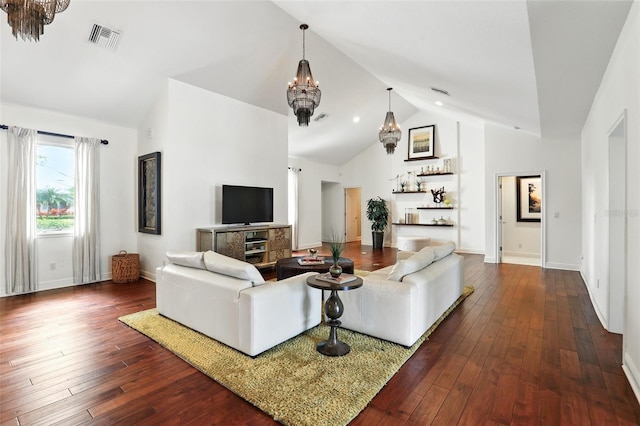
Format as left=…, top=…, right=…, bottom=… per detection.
left=287, top=24, right=321, bottom=127
left=1, top=0, right=70, bottom=42
left=379, top=88, right=401, bottom=154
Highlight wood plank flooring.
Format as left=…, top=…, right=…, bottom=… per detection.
left=1, top=243, right=639, bottom=425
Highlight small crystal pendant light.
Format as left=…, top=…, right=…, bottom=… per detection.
left=286, top=24, right=321, bottom=127
left=378, top=88, right=401, bottom=154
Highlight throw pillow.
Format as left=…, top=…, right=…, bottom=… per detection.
left=203, top=250, right=265, bottom=286
left=432, top=241, right=456, bottom=261
left=387, top=246, right=435, bottom=281
left=166, top=250, right=206, bottom=269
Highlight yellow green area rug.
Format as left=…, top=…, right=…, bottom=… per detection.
left=119, top=285, right=473, bottom=426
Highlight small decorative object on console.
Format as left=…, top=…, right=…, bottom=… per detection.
left=298, top=256, right=325, bottom=265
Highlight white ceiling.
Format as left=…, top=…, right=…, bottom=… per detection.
left=0, top=1, right=632, bottom=165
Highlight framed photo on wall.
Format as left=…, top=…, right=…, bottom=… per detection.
left=407, top=125, right=436, bottom=160
left=138, top=151, right=161, bottom=234
left=516, top=175, right=541, bottom=222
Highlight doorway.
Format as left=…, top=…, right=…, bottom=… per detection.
left=496, top=173, right=544, bottom=267
left=345, top=188, right=362, bottom=243
left=607, top=112, right=626, bottom=335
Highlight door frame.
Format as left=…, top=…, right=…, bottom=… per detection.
left=495, top=171, right=546, bottom=268
left=344, top=187, right=362, bottom=243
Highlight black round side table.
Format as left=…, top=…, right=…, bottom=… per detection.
left=305, top=274, right=363, bottom=356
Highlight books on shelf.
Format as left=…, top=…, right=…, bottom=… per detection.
left=298, top=256, right=325, bottom=265
left=315, top=273, right=357, bottom=284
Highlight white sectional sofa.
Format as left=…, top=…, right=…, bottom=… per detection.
left=339, top=242, right=464, bottom=347
left=155, top=250, right=321, bottom=356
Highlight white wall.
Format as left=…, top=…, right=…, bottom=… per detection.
left=321, top=182, right=343, bottom=242
left=137, top=79, right=289, bottom=279
left=484, top=124, right=581, bottom=270
left=340, top=109, right=485, bottom=253
left=581, top=2, right=640, bottom=401
left=0, top=103, right=138, bottom=296
left=288, top=156, right=341, bottom=249
left=501, top=176, right=541, bottom=257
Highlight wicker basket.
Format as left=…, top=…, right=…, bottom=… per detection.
left=112, top=250, right=140, bottom=283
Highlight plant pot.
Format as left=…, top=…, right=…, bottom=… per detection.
left=372, top=231, right=384, bottom=250
left=329, top=262, right=342, bottom=278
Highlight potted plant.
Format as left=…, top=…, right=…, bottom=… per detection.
left=366, top=196, right=389, bottom=249
left=328, top=230, right=344, bottom=277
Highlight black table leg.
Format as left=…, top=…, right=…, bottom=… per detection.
left=317, top=289, right=351, bottom=356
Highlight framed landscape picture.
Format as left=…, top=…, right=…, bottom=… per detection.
left=138, top=151, right=161, bottom=234
left=516, top=175, right=541, bottom=222
left=407, top=125, right=436, bottom=160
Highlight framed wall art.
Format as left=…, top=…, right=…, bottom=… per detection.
left=138, top=151, right=162, bottom=234
left=407, top=125, right=436, bottom=160
left=516, top=175, right=541, bottom=222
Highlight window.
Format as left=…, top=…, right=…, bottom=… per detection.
left=36, top=135, right=74, bottom=235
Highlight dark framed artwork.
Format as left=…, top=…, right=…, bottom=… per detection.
left=516, top=175, right=541, bottom=222
left=138, top=152, right=161, bottom=234
left=407, top=125, right=436, bottom=160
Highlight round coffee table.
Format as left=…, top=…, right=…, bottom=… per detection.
left=306, top=274, right=363, bottom=356
left=276, top=256, right=354, bottom=280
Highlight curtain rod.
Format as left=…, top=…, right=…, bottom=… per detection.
left=0, top=125, right=109, bottom=145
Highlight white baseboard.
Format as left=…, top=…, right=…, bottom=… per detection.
left=581, top=270, right=609, bottom=330
left=484, top=256, right=497, bottom=263
left=38, top=277, right=76, bottom=291
left=545, top=262, right=581, bottom=271
left=457, top=248, right=485, bottom=255
left=623, top=352, right=640, bottom=405
left=141, top=269, right=156, bottom=282
left=503, top=250, right=539, bottom=258
left=297, top=242, right=323, bottom=250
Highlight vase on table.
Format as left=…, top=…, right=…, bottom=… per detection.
left=329, top=261, right=342, bottom=278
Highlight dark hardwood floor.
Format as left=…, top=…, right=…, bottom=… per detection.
left=1, top=242, right=639, bottom=425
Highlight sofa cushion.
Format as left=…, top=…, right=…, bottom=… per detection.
left=432, top=241, right=456, bottom=261
left=166, top=250, right=206, bottom=269
left=203, top=251, right=265, bottom=286
left=387, top=246, right=435, bottom=282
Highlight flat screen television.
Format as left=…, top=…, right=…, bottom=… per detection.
left=222, top=184, right=274, bottom=225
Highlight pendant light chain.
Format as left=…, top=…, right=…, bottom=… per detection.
left=302, top=26, right=306, bottom=60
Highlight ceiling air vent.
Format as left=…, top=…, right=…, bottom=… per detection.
left=313, top=113, right=329, bottom=122
left=87, top=23, right=121, bottom=50
left=430, top=87, right=450, bottom=96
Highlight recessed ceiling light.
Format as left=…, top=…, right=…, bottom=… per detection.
left=353, top=116, right=360, bottom=123
left=435, top=101, right=444, bottom=106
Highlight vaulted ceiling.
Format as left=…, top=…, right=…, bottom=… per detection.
left=0, top=1, right=632, bottom=165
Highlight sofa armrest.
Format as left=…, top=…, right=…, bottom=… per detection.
left=339, top=277, right=419, bottom=346
left=238, top=272, right=321, bottom=356
left=396, top=251, right=416, bottom=261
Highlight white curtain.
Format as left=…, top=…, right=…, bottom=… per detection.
left=5, top=127, right=38, bottom=294
left=73, top=137, right=101, bottom=283
left=288, top=167, right=300, bottom=250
